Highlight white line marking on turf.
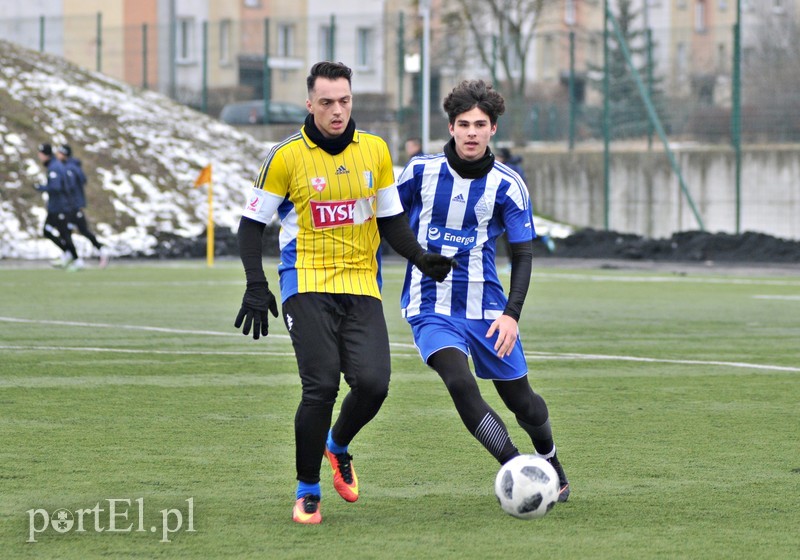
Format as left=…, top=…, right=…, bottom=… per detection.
left=534, top=272, right=800, bottom=286
left=523, top=351, right=800, bottom=373
left=2, top=317, right=797, bottom=373
left=752, top=295, right=800, bottom=301
left=0, top=316, right=290, bottom=340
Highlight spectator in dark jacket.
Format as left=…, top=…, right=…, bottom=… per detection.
left=35, top=143, right=81, bottom=269
left=57, top=144, right=109, bottom=268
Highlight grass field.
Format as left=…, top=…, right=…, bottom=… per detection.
left=1, top=258, right=798, bottom=559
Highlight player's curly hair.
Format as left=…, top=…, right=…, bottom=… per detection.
left=442, top=80, right=505, bottom=125
left=307, top=61, right=353, bottom=93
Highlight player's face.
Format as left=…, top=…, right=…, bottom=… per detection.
left=448, top=107, right=496, bottom=161
left=307, top=77, right=352, bottom=139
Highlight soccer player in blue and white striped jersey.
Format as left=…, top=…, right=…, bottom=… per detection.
left=395, top=80, right=570, bottom=502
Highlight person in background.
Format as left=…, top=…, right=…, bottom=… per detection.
left=56, top=144, right=110, bottom=269
left=233, top=61, right=455, bottom=525
left=496, top=146, right=555, bottom=256
left=404, top=137, right=424, bottom=165
left=496, top=147, right=526, bottom=183
left=34, top=143, right=82, bottom=271
left=394, top=80, right=570, bottom=504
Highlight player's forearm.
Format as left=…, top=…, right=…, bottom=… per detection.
left=377, top=213, right=425, bottom=262
left=504, top=240, right=533, bottom=321
left=238, top=216, right=267, bottom=285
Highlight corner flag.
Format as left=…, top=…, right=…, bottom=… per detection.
left=193, top=164, right=214, bottom=267
left=194, top=164, right=212, bottom=187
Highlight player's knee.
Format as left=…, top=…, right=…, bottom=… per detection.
left=301, top=382, right=339, bottom=405
left=442, top=374, right=478, bottom=402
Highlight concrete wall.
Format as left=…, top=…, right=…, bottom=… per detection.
left=523, top=145, right=800, bottom=241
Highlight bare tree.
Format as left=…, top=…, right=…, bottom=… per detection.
left=443, top=0, right=558, bottom=145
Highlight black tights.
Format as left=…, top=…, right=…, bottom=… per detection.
left=428, top=347, right=554, bottom=463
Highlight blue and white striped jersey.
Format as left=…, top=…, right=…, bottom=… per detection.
left=396, top=153, right=536, bottom=319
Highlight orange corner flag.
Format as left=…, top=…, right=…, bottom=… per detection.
left=194, top=164, right=212, bottom=187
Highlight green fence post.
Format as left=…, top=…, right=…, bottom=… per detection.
left=201, top=21, right=208, bottom=114
left=732, top=3, right=742, bottom=234
left=603, top=0, right=610, bottom=231
left=491, top=35, right=498, bottom=86
left=39, top=15, right=45, bottom=52
left=142, top=23, right=148, bottom=89
left=329, top=14, right=336, bottom=61
left=263, top=18, right=271, bottom=122
left=96, top=12, right=102, bottom=72
left=568, top=30, right=576, bottom=151
left=397, top=12, right=405, bottom=125
left=646, top=28, right=654, bottom=150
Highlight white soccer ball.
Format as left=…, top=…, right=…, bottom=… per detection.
left=495, top=454, right=560, bottom=519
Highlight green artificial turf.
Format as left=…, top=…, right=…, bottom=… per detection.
left=1, top=259, right=798, bottom=559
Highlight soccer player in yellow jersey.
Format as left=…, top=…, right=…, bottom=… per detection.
left=233, top=61, right=455, bottom=524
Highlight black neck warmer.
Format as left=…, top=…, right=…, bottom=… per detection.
left=443, top=137, right=495, bottom=179
left=303, top=113, right=356, bottom=155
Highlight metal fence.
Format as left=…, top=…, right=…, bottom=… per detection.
left=4, top=10, right=796, bottom=146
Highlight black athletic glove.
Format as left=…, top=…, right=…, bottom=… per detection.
left=234, top=281, right=279, bottom=340
left=414, top=252, right=457, bottom=282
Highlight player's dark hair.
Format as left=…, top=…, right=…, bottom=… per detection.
left=307, top=61, right=353, bottom=93
left=442, top=80, right=505, bottom=125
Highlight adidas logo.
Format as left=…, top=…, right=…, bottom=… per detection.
left=452, top=193, right=466, bottom=203
left=335, top=165, right=349, bottom=175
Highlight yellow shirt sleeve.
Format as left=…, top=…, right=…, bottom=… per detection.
left=254, top=146, right=291, bottom=199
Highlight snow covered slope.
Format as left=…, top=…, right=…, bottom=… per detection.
left=0, top=40, right=273, bottom=259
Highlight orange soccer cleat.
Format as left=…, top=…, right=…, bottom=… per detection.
left=324, top=447, right=359, bottom=502
left=292, top=494, right=321, bottom=524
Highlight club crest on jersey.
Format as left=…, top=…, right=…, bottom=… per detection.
left=363, top=171, right=374, bottom=189
left=310, top=196, right=375, bottom=229
left=311, top=177, right=327, bottom=192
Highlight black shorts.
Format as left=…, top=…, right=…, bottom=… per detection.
left=282, top=293, right=391, bottom=401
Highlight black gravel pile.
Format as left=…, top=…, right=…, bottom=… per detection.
left=545, top=229, right=800, bottom=263
left=136, top=226, right=800, bottom=265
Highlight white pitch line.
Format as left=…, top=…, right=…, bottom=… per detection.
left=524, top=351, right=800, bottom=373
left=752, top=295, right=800, bottom=301
left=534, top=272, right=800, bottom=287
left=1, top=317, right=797, bottom=373
left=0, top=344, right=421, bottom=359
left=0, top=315, right=290, bottom=340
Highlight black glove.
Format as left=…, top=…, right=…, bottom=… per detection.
left=234, top=281, right=279, bottom=340
left=414, top=252, right=457, bottom=282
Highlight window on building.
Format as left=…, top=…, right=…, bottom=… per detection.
left=219, top=19, right=231, bottom=65
left=542, top=35, right=555, bottom=80
left=717, top=42, right=727, bottom=73
left=773, top=0, right=785, bottom=13
left=244, top=0, right=260, bottom=7
left=564, top=0, right=576, bottom=26
left=356, top=27, right=374, bottom=69
left=176, top=17, right=195, bottom=63
left=278, top=24, right=294, bottom=57
left=695, top=0, right=707, bottom=32
left=719, top=0, right=727, bottom=10
left=319, top=25, right=333, bottom=61
left=677, top=0, right=687, bottom=9
left=676, top=42, right=688, bottom=82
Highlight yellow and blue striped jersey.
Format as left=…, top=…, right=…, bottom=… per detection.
left=242, top=127, right=402, bottom=300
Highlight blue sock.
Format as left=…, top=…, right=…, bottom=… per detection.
left=326, top=429, right=348, bottom=455
left=296, top=481, right=321, bottom=500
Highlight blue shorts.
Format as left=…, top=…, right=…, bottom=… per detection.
left=407, top=314, right=528, bottom=381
